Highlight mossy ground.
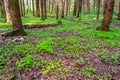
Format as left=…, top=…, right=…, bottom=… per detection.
left=0, top=12, right=120, bottom=80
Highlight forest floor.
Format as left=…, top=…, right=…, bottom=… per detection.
left=0, top=15, right=120, bottom=80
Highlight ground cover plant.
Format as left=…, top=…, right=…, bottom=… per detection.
left=0, top=15, right=120, bottom=79
left=0, top=0, right=120, bottom=80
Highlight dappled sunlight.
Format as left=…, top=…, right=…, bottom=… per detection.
left=22, top=17, right=57, bottom=25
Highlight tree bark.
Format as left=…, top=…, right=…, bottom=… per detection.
left=55, top=0, right=59, bottom=20
left=51, top=0, right=54, bottom=14
left=48, top=0, right=51, bottom=13
left=86, top=0, right=90, bottom=15
left=19, top=0, right=24, bottom=17
left=77, top=0, right=82, bottom=18
left=22, top=0, right=25, bottom=16
left=68, top=0, right=71, bottom=15
left=73, top=0, right=77, bottom=16
left=32, top=0, right=35, bottom=16
left=41, top=0, right=45, bottom=20
left=9, top=0, right=25, bottom=35
left=98, top=0, right=115, bottom=31
left=118, top=2, right=120, bottom=20
left=36, top=0, right=40, bottom=17
left=3, top=0, right=11, bottom=23
left=61, top=0, right=65, bottom=18
left=96, top=0, right=100, bottom=20
left=26, top=0, right=29, bottom=15
left=66, top=0, right=69, bottom=16
left=44, top=0, right=47, bottom=19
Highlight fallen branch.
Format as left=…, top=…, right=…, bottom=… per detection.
left=0, top=29, right=27, bottom=39
left=0, top=21, right=62, bottom=38
left=0, top=29, right=19, bottom=37
left=23, top=23, right=58, bottom=29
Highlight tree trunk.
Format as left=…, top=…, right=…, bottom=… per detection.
left=86, top=0, right=90, bottom=15
left=66, top=0, right=69, bottom=16
left=9, top=0, right=25, bottom=35
left=22, top=0, right=25, bottom=16
left=68, top=0, right=71, bottom=15
left=118, top=2, right=120, bottom=20
left=48, top=0, right=51, bottom=13
left=41, top=0, right=45, bottom=20
left=56, top=0, right=59, bottom=20
left=3, top=0, right=11, bottom=23
left=32, top=0, right=35, bottom=16
left=44, top=0, right=47, bottom=19
left=61, top=0, right=65, bottom=18
left=98, top=0, right=115, bottom=31
left=96, top=0, right=100, bottom=20
left=26, top=0, right=29, bottom=15
left=36, top=0, right=40, bottom=17
left=51, top=0, right=54, bottom=14
left=77, top=0, right=82, bottom=18
left=93, top=0, right=96, bottom=10
left=73, top=0, right=77, bottom=16
left=19, top=0, right=23, bottom=16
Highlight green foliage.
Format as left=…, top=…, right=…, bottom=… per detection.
left=36, top=59, right=61, bottom=74
left=85, top=29, right=120, bottom=39
left=8, top=75, right=15, bottom=79
left=75, top=58, right=85, bottom=65
left=16, top=55, right=35, bottom=70
left=26, top=29, right=55, bottom=38
left=36, top=39, right=54, bottom=55
left=85, top=67, right=96, bottom=72
left=0, top=43, right=34, bottom=55
left=82, top=67, right=96, bottom=77
left=12, top=43, right=34, bottom=54
left=22, top=16, right=57, bottom=25
left=0, top=45, right=12, bottom=54
left=1, top=11, right=120, bottom=79
left=101, top=52, right=120, bottom=65
left=0, top=56, right=6, bottom=69
left=42, top=61, right=60, bottom=74
left=104, top=75, right=108, bottom=80
left=53, top=36, right=85, bottom=57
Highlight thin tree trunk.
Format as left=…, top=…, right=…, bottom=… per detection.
left=66, top=0, right=69, bottom=16
left=48, top=0, right=51, bottom=13
left=77, top=0, right=82, bottom=18
left=93, top=0, right=96, bottom=10
left=56, top=0, right=59, bottom=20
left=41, top=0, right=44, bottom=20
left=118, top=2, right=120, bottom=20
left=26, top=0, right=29, bottom=15
left=32, top=0, right=35, bottom=16
left=96, top=0, right=100, bottom=20
left=44, top=0, right=47, bottom=19
left=61, top=0, right=65, bottom=18
left=19, top=0, right=23, bottom=16
left=73, top=0, right=77, bottom=16
left=3, top=0, right=11, bottom=23
left=51, top=0, right=54, bottom=14
left=86, top=0, right=90, bottom=15
left=36, top=0, right=40, bottom=17
left=68, top=0, right=71, bottom=15
left=23, top=0, right=25, bottom=16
